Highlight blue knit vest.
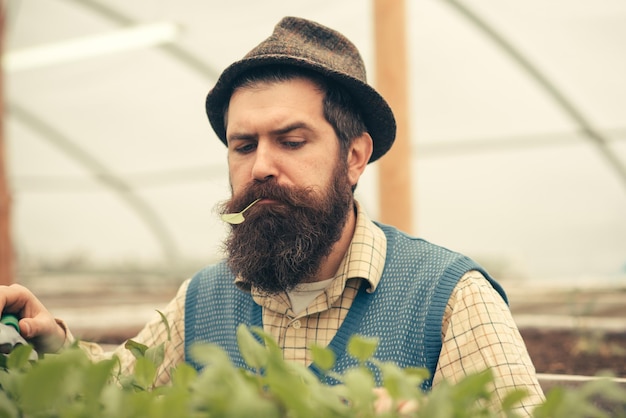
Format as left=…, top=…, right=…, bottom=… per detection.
left=184, top=223, right=507, bottom=389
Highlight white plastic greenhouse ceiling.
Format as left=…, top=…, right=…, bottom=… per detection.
left=4, top=0, right=626, bottom=284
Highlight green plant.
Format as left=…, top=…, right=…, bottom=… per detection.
left=0, top=325, right=624, bottom=418
left=566, top=289, right=626, bottom=358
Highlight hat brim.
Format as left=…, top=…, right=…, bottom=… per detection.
left=205, top=55, right=396, bottom=163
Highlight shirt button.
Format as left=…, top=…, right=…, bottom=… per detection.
left=292, top=320, right=301, bottom=329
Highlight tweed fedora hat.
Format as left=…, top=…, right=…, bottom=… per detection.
left=205, top=16, right=396, bottom=163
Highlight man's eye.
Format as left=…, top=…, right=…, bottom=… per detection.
left=283, top=141, right=304, bottom=149
left=235, top=143, right=256, bottom=154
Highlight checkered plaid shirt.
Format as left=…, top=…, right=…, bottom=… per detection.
left=74, top=202, right=544, bottom=414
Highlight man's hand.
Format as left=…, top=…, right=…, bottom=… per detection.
left=0, top=284, right=66, bottom=353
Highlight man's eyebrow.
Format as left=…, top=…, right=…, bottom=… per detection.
left=228, top=122, right=312, bottom=143
left=270, top=122, right=312, bottom=136
left=227, top=132, right=257, bottom=142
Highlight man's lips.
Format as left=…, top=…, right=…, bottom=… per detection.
left=255, top=198, right=280, bottom=206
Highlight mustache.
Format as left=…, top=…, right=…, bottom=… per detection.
left=222, top=180, right=318, bottom=215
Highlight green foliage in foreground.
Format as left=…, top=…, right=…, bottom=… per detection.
left=0, top=325, right=624, bottom=418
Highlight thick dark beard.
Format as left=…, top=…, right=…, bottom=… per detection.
left=219, top=163, right=353, bottom=294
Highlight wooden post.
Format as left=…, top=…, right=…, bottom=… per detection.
left=0, top=2, right=14, bottom=285
left=373, top=0, right=414, bottom=233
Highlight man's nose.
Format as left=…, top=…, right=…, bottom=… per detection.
left=250, top=143, right=278, bottom=182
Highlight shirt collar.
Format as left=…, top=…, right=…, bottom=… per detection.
left=333, top=200, right=386, bottom=292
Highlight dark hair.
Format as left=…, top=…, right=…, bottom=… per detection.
left=223, top=65, right=367, bottom=158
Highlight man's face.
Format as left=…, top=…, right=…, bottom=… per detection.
left=225, top=77, right=343, bottom=204
left=219, top=77, right=355, bottom=293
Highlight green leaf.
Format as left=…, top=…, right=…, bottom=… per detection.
left=171, top=363, right=197, bottom=388
left=6, top=345, right=34, bottom=370
left=579, top=376, right=626, bottom=404
left=378, top=361, right=406, bottom=399
left=145, top=343, right=165, bottom=369
left=2, top=327, right=625, bottom=418
left=341, top=368, right=377, bottom=414
left=152, top=389, right=191, bottom=418
left=453, top=368, right=493, bottom=399
left=156, top=310, right=172, bottom=342
left=84, top=358, right=117, bottom=395
left=99, top=383, right=124, bottom=417
left=236, top=324, right=268, bottom=370
left=0, top=390, right=19, bottom=418
left=125, top=339, right=149, bottom=359
left=419, top=380, right=455, bottom=418
left=347, top=335, right=378, bottom=363
left=403, top=366, right=430, bottom=382
left=446, top=369, right=494, bottom=417
left=532, top=386, right=564, bottom=418
left=134, top=357, right=157, bottom=390
left=310, top=344, right=336, bottom=372
left=500, top=388, right=529, bottom=413
left=189, top=342, right=231, bottom=367
left=250, top=326, right=282, bottom=354
left=19, top=349, right=85, bottom=414
left=121, top=389, right=157, bottom=417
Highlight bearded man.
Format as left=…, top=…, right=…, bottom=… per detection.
left=0, top=16, right=544, bottom=415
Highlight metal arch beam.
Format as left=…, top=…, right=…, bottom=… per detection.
left=9, top=102, right=182, bottom=266
left=443, top=0, right=626, bottom=192
left=63, top=0, right=220, bottom=81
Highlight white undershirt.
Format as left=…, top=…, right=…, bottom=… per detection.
left=287, top=277, right=335, bottom=315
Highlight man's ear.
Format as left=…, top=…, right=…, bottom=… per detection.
left=347, top=132, right=373, bottom=186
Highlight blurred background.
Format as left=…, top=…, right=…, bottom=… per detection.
left=3, top=0, right=626, bottom=296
